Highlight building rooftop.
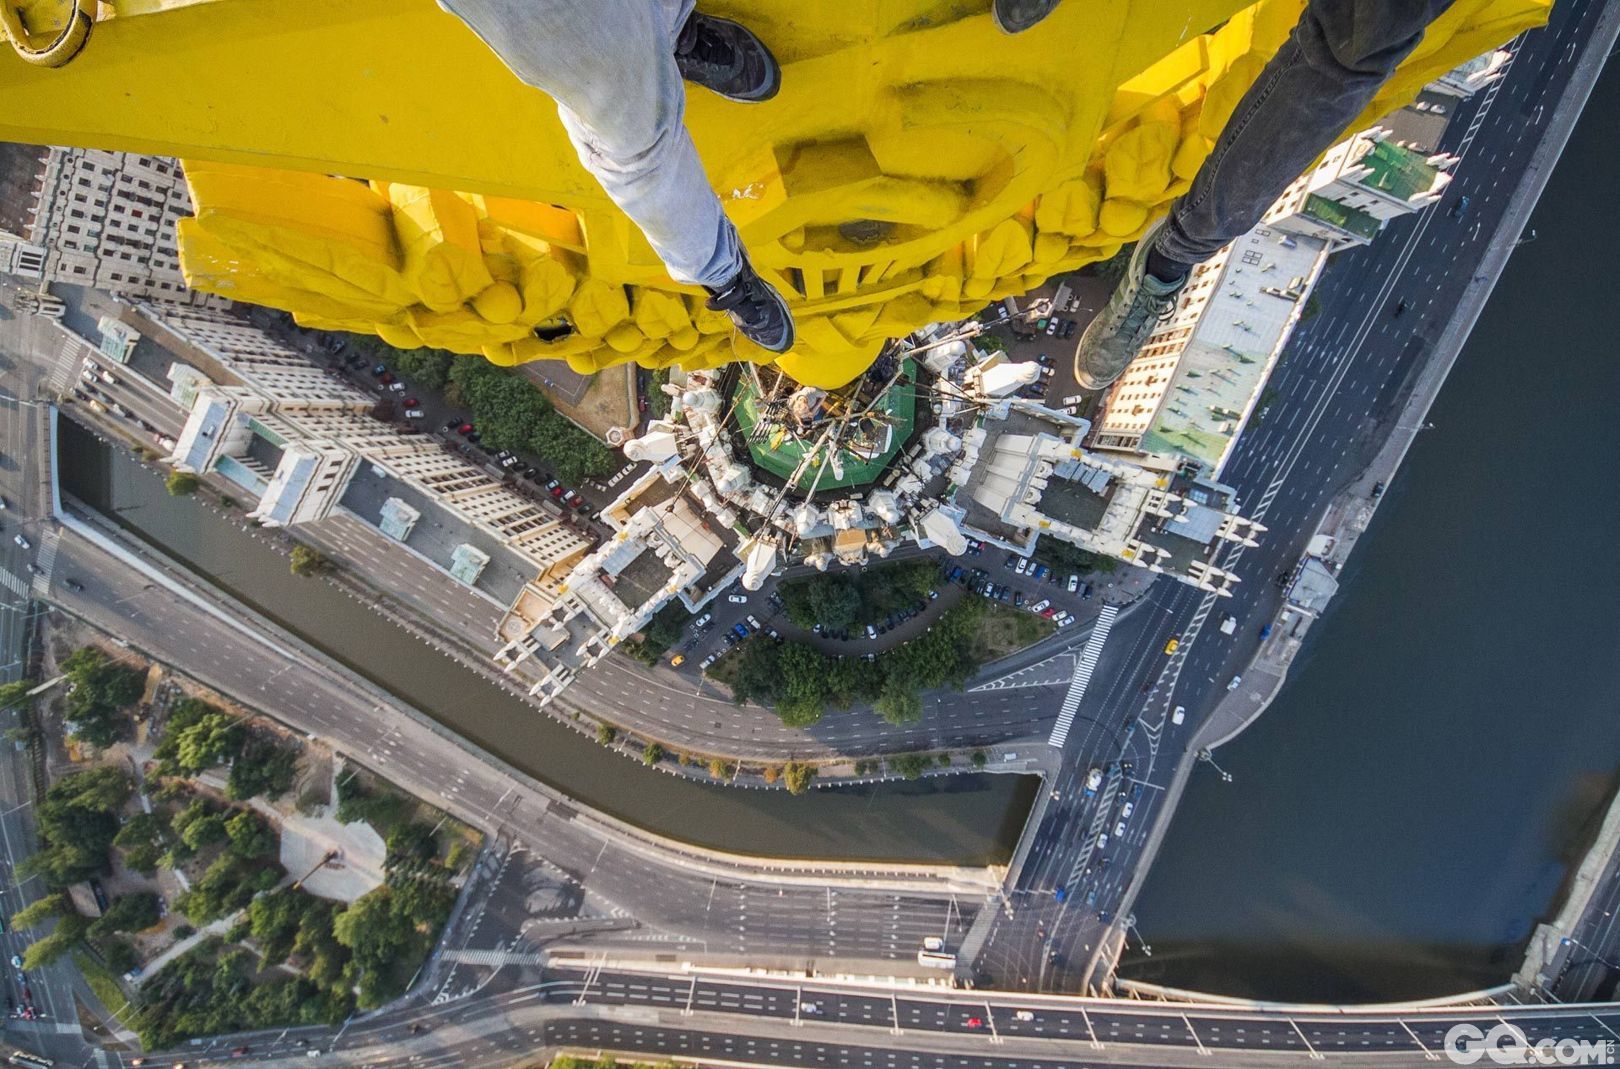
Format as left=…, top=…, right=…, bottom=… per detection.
left=0, top=141, right=45, bottom=238
left=1137, top=229, right=1327, bottom=473
left=1355, top=138, right=1442, bottom=203
left=1301, top=194, right=1382, bottom=243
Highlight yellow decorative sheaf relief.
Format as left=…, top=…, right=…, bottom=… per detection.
left=0, top=0, right=1547, bottom=387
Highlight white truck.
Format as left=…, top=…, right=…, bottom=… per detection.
left=1219, top=614, right=1237, bottom=635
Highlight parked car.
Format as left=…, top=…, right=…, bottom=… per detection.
left=732, top=622, right=748, bottom=639
left=387, top=381, right=407, bottom=392
left=379, top=371, right=396, bottom=385
left=1227, top=674, right=1243, bottom=691
left=403, top=408, right=425, bottom=420
left=401, top=397, right=419, bottom=407
left=547, top=480, right=564, bottom=497
left=693, top=612, right=712, bottom=629
left=1015, top=558, right=1029, bottom=575
left=746, top=615, right=761, bottom=631
left=12, top=534, right=29, bottom=550
left=728, top=594, right=748, bottom=604
left=1030, top=599, right=1049, bottom=614
left=457, top=422, right=475, bottom=435
left=1067, top=574, right=1079, bottom=593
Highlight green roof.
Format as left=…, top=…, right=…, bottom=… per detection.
left=733, top=362, right=917, bottom=491
left=1355, top=139, right=1440, bottom=203
left=1302, top=194, right=1382, bottom=241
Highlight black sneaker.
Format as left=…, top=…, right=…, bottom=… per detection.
left=705, top=260, right=795, bottom=354
left=992, top=0, right=1061, bottom=34
left=675, top=12, right=781, bottom=103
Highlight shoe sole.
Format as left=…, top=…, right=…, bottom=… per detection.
left=687, top=15, right=780, bottom=104
left=1071, top=215, right=1170, bottom=392
left=992, top=8, right=1054, bottom=34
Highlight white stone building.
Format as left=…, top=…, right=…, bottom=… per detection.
left=0, top=145, right=216, bottom=305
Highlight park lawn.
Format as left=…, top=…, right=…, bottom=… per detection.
left=970, top=599, right=1055, bottom=661
left=75, top=950, right=135, bottom=1026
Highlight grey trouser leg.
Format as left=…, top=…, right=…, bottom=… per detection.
left=1156, top=0, right=1457, bottom=266
left=439, top=0, right=745, bottom=288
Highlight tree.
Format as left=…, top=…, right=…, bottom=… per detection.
left=384, top=822, right=436, bottom=864
left=23, top=913, right=89, bottom=969
left=60, top=646, right=144, bottom=748
left=783, top=762, right=816, bottom=795
left=103, top=938, right=139, bottom=975
left=289, top=544, right=331, bottom=577
left=641, top=742, right=664, bottom=765
left=228, top=731, right=299, bottom=800
left=20, top=767, right=130, bottom=887
left=775, top=643, right=829, bottom=727
left=225, top=810, right=277, bottom=860
left=115, top=812, right=168, bottom=874
left=165, top=471, right=200, bottom=496
left=332, top=887, right=420, bottom=1008
left=172, top=709, right=241, bottom=767
left=873, top=677, right=923, bottom=725
left=248, top=888, right=308, bottom=963
left=9, top=893, right=69, bottom=931
left=0, top=678, right=34, bottom=714
left=596, top=723, right=617, bottom=745
left=889, top=753, right=933, bottom=780
left=805, top=575, right=861, bottom=631
left=971, top=750, right=988, bottom=768
left=171, top=799, right=227, bottom=852
left=707, top=759, right=731, bottom=780
left=727, top=638, right=783, bottom=706
left=89, top=892, right=161, bottom=940
left=392, top=347, right=453, bottom=390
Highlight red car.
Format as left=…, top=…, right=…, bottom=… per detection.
left=966, top=1016, right=984, bottom=1029
left=379, top=371, right=396, bottom=385
left=547, top=480, right=564, bottom=498
left=402, top=397, right=419, bottom=407
left=457, top=423, right=474, bottom=435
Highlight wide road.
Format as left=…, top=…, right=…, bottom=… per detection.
left=92, top=963, right=1620, bottom=1069
left=973, top=0, right=1611, bottom=995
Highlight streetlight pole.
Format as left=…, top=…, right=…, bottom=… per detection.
left=1125, top=914, right=1152, bottom=957
left=1196, top=748, right=1234, bottom=783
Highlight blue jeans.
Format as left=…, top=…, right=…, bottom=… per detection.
left=439, top=0, right=745, bottom=289
left=1157, top=0, right=1458, bottom=265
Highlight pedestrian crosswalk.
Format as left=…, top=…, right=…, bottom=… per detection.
left=30, top=530, right=59, bottom=596
left=45, top=331, right=87, bottom=395
left=1047, top=603, right=1118, bottom=749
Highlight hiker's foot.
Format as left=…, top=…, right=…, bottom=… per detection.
left=992, top=0, right=1061, bottom=34
left=705, top=259, right=795, bottom=353
left=1074, top=218, right=1190, bottom=391
left=675, top=12, right=781, bottom=103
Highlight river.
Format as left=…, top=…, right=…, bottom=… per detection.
left=1121, top=59, right=1620, bottom=1000
left=56, top=420, right=1034, bottom=866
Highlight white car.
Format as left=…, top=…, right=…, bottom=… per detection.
left=727, top=594, right=748, bottom=604
left=1030, top=599, right=1050, bottom=613
left=1114, top=819, right=1127, bottom=837
left=1084, top=767, right=1103, bottom=792
left=1057, top=615, right=1075, bottom=628
left=1014, top=1011, right=1035, bottom=1022
left=403, top=408, right=425, bottom=419
left=0, top=496, right=6, bottom=509
left=866, top=624, right=877, bottom=639
left=746, top=615, right=761, bottom=631
left=12, top=534, right=29, bottom=550
left=693, top=612, right=712, bottom=629
left=1120, top=801, right=1134, bottom=820
left=1067, top=574, right=1078, bottom=593
left=1062, top=394, right=1085, bottom=406
left=1227, top=674, right=1243, bottom=692
left=1171, top=705, right=1186, bottom=725
left=699, top=654, right=716, bottom=670
left=1015, top=557, right=1029, bottom=575
left=387, top=381, right=407, bottom=392
left=1096, top=831, right=1109, bottom=849
left=99, top=369, right=117, bottom=385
